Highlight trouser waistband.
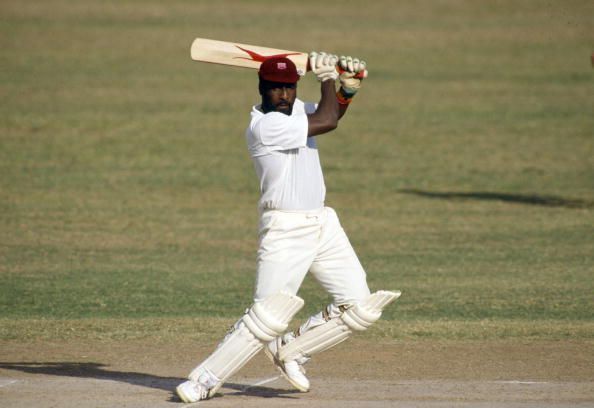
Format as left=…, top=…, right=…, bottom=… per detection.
left=260, top=207, right=326, bottom=217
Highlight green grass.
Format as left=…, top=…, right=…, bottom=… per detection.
left=1, top=0, right=593, bottom=340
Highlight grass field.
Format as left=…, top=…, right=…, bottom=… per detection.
left=1, top=0, right=593, bottom=346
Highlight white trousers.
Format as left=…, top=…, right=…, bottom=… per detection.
left=254, top=207, right=370, bottom=306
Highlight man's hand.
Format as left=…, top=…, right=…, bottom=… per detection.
left=338, top=55, right=367, bottom=97
left=309, top=52, right=338, bottom=82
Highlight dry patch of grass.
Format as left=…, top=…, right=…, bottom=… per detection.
left=2, top=318, right=592, bottom=342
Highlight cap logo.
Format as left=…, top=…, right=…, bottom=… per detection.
left=277, top=62, right=287, bottom=70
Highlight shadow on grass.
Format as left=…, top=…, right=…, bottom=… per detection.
left=0, top=362, right=299, bottom=402
left=0, top=361, right=179, bottom=392
left=399, top=189, right=594, bottom=209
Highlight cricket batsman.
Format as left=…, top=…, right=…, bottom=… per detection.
left=176, top=51, right=400, bottom=403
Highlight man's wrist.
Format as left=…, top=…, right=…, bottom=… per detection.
left=336, top=87, right=355, bottom=105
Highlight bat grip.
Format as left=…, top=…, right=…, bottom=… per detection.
left=336, top=65, right=368, bottom=79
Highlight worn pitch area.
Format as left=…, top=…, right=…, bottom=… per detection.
left=1, top=339, right=592, bottom=407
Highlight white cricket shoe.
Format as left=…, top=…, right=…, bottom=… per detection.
left=265, top=337, right=310, bottom=392
left=176, top=380, right=210, bottom=403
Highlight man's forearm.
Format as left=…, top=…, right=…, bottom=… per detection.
left=307, top=80, right=340, bottom=136
left=317, top=80, right=340, bottom=123
left=338, top=102, right=349, bottom=119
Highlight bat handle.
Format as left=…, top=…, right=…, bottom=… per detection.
left=336, top=65, right=368, bottom=79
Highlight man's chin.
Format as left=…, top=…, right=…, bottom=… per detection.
left=276, top=104, right=293, bottom=115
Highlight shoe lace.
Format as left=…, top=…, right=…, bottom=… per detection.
left=194, top=382, right=209, bottom=399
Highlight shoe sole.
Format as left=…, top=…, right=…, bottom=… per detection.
left=264, top=347, right=309, bottom=392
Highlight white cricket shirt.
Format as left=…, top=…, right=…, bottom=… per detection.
left=246, top=98, right=326, bottom=211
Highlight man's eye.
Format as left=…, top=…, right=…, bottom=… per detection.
left=270, top=86, right=294, bottom=91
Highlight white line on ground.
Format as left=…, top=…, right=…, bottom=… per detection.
left=241, top=375, right=281, bottom=391
left=492, top=380, right=549, bottom=385
left=0, top=379, right=19, bottom=388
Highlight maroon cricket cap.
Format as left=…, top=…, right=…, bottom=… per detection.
left=258, top=57, right=300, bottom=83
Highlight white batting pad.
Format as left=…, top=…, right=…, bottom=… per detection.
left=342, top=290, right=401, bottom=331
left=189, top=292, right=304, bottom=397
left=278, top=290, right=401, bottom=362
left=243, top=291, right=305, bottom=342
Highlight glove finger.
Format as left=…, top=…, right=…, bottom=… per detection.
left=314, top=52, right=325, bottom=70
left=330, top=54, right=338, bottom=65
left=320, top=53, right=326, bottom=67
left=327, top=54, right=337, bottom=68
left=341, top=56, right=348, bottom=72
left=352, top=58, right=360, bottom=72
left=346, top=56, right=354, bottom=73
left=358, top=60, right=367, bottom=73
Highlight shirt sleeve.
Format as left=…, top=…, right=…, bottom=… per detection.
left=251, top=111, right=308, bottom=151
left=304, top=102, right=317, bottom=115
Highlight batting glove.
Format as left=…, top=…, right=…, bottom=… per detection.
left=309, top=52, right=339, bottom=82
left=338, top=55, right=366, bottom=97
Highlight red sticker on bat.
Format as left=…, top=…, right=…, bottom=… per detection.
left=234, top=45, right=300, bottom=62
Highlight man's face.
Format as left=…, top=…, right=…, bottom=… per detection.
left=261, top=81, right=297, bottom=115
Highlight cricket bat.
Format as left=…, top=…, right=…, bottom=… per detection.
left=191, top=38, right=367, bottom=78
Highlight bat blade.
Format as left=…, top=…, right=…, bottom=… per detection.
left=190, top=38, right=309, bottom=75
